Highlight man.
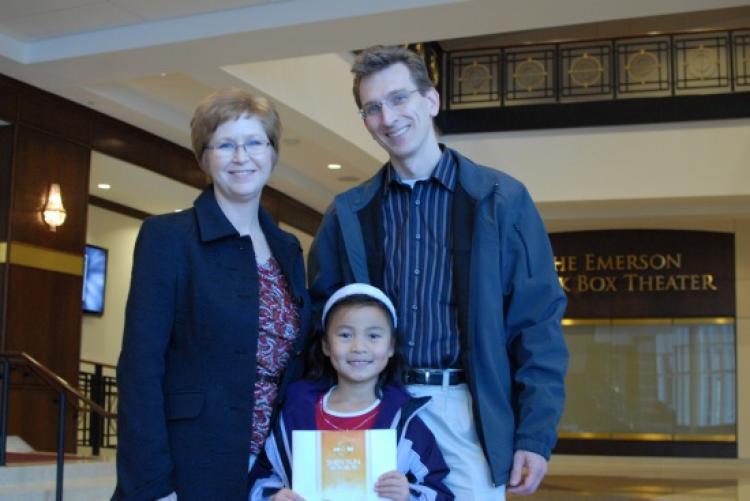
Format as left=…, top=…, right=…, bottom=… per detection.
left=308, top=45, right=568, bottom=500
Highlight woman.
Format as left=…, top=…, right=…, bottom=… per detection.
left=114, top=89, right=311, bottom=501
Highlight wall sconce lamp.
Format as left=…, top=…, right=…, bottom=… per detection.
left=43, top=183, right=67, bottom=231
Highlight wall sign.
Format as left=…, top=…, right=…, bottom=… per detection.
left=549, top=230, right=735, bottom=317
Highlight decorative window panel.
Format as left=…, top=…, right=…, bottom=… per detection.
left=616, top=38, right=671, bottom=98
left=504, top=46, right=556, bottom=105
left=734, top=30, right=750, bottom=89
left=673, top=33, right=730, bottom=95
left=560, top=42, right=613, bottom=101
left=449, top=51, right=500, bottom=109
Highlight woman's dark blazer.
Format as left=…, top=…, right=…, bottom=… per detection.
left=113, top=187, right=312, bottom=501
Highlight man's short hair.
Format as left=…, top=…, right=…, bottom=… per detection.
left=351, top=45, right=434, bottom=109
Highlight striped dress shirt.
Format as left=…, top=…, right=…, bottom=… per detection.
left=382, top=149, right=461, bottom=369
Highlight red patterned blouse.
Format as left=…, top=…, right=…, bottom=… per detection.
left=250, top=256, right=300, bottom=455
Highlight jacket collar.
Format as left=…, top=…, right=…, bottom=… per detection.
left=193, top=186, right=295, bottom=246
left=282, top=380, right=422, bottom=430
left=382, top=146, right=457, bottom=193
left=448, top=147, right=499, bottom=201
left=194, top=186, right=238, bottom=242
left=342, top=145, right=496, bottom=212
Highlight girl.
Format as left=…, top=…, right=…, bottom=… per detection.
left=249, top=283, right=453, bottom=501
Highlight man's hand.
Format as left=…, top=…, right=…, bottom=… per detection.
left=271, top=488, right=305, bottom=501
left=506, top=450, right=547, bottom=496
left=374, top=470, right=410, bottom=501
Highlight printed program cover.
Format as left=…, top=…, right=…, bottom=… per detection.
left=292, top=429, right=397, bottom=500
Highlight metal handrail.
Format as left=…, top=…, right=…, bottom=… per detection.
left=0, top=351, right=116, bottom=501
left=2, top=352, right=113, bottom=417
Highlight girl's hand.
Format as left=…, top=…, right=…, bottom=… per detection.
left=270, top=488, right=305, bottom=501
left=374, top=470, right=409, bottom=501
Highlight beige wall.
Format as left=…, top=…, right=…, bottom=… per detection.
left=444, top=118, right=750, bottom=204
left=80, top=205, right=141, bottom=366
left=737, top=218, right=750, bottom=459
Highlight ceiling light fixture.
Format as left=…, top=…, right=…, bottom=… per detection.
left=43, top=183, right=66, bottom=231
left=327, top=163, right=342, bottom=170
left=97, top=183, right=111, bottom=190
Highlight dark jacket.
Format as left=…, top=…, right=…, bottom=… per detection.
left=248, top=380, right=454, bottom=500
left=308, top=147, right=568, bottom=485
left=114, top=187, right=312, bottom=501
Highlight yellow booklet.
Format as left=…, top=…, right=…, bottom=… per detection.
left=292, top=429, right=397, bottom=501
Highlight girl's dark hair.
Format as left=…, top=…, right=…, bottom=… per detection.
left=307, top=294, right=407, bottom=391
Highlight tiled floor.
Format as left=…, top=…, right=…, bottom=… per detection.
left=525, top=456, right=750, bottom=500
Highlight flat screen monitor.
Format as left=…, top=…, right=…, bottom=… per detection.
left=82, top=244, right=108, bottom=315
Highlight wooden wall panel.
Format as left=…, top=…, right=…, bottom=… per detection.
left=12, top=126, right=90, bottom=254
left=6, top=266, right=82, bottom=384
left=17, top=86, right=91, bottom=145
left=0, top=125, right=13, bottom=240
left=0, top=264, right=6, bottom=351
left=0, top=75, right=18, bottom=123
left=7, top=389, right=77, bottom=453
left=5, top=265, right=82, bottom=452
left=0, top=126, right=11, bottom=351
left=163, top=142, right=207, bottom=189
left=260, top=190, right=281, bottom=222
left=263, top=189, right=322, bottom=236
left=91, top=116, right=167, bottom=177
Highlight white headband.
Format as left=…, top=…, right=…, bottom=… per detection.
left=322, top=283, right=397, bottom=328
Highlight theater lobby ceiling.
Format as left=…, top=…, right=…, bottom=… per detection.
left=1, top=0, right=749, bottom=216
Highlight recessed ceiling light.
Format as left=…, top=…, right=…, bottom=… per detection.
left=160, top=72, right=168, bottom=77
left=97, top=183, right=111, bottom=190
left=174, top=209, right=182, bottom=213
left=328, top=163, right=342, bottom=170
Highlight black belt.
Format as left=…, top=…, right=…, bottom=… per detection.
left=405, top=369, right=465, bottom=386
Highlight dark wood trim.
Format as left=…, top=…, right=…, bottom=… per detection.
left=0, top=77, right=17, bottom=123
left=555, top=438, right=737, bottom=458
left=0, top=125, right=13, bottom=240
left=261, top=189, right=322, bottom=236
left=89, top=191, right=323, bottom=235
left=436, top=91, right=750, bottom=134
left=0, top=264, right=6, bottom=352
left=89, top=195, right=151, bottom=221
left=0, top=72, right=323, bottom=235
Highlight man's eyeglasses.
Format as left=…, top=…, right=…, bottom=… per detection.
left=359, top=89, right=421, bottom=120
left=205, top=139, right=271, bottom=157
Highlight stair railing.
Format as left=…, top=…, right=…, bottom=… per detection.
left=0, top=351, right=115, bottom=501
